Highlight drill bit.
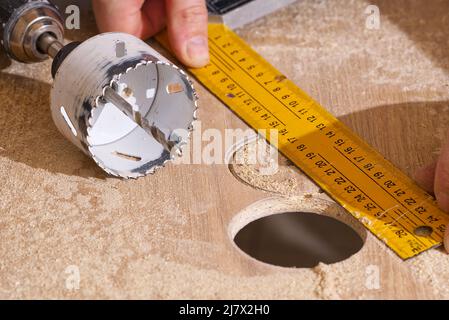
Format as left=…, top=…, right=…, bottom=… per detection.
left=103, top=86, right=177, bottom=153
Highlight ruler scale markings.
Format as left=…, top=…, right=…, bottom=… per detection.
left=333, top=145, right=444, bottom=240
left=211, top=51, right=298, bottom=126
left=389, top=208, right=429, bottom=247
left=317, top=153, right=386, bottom=212
left=209, top=41, right=235, bottom=71
left=209, top=50, right=232, bottom=71
left=156, top=24, right=449, bottom=259
left=209, top=46, right=235, bottom=71
left=314, top=152, right=405, bottom=237
left=332, top=119, right=435, bottom=199
left=211, top=61, right=286, bottom=126
left=394, top=207, right=437, bottom=245
left=285, top=129, right=397, bottom=209
left=209, top=39, right=310, bottom=122
left=301, top=147, right=423, bottom=247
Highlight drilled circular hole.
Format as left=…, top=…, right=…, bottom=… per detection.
left=233, top=212, right=364, bottom=268
left=414, top=225, right=433, bottom=237
left=228, top=139, right=319, bottom=195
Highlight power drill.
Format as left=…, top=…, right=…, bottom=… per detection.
left=0, top=0, right=197, bottom=179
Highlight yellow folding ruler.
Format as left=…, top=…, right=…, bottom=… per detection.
left=157, top=23, right=448, bottom=259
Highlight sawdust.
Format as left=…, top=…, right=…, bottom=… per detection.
left=239, top=0, right=449, bottom=97
left=229, top=139, right=320, bottom=196
left=407, top=249, right=449, bottom=298
left=1, top=0, right=449, bottom=299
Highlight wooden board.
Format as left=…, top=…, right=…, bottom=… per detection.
left=0, top=0, right=449, bottom=299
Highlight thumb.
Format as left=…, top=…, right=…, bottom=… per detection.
left=433, top=132, right=449, bottom=252
left=165, top=0, right=209, bottom=68
left=415, top=161, right=437, bottom=194
left=434, top=137, right=449, bottom=213
left=414, top=161, right=449, bottom=253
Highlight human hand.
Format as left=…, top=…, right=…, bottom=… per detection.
left=92, top=0, right=209, bottom=68
left=415, top=131, right=449, bottom=252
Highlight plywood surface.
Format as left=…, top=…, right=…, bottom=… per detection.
left=1, top=0, right=449, bottom=299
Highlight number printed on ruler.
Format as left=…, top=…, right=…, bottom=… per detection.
left=157, top=24, right=449, bottom=259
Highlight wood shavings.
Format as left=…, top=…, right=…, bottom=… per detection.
left=229, top=139, right=320, bottom=196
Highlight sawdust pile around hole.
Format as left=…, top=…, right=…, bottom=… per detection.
left=229, top=139, right=320, bottom=196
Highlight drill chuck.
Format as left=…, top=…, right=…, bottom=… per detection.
left=0, top=0, right=64, bottom=63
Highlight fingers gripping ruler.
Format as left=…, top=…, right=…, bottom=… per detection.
left=157, top=23, right=449, bottom=259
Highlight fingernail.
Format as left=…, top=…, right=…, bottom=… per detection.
left=186, top=36, right=209, bottom=67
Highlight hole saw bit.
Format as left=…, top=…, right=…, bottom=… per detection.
left=0, top=0, right=198, bottom=179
